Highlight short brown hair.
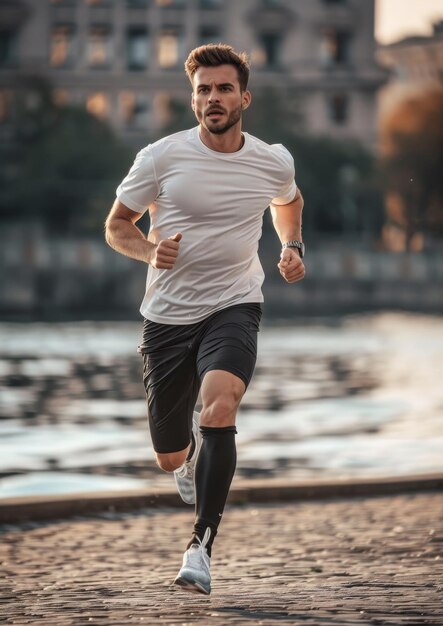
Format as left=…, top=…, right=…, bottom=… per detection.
left=184, top=44, right=250, bottom=92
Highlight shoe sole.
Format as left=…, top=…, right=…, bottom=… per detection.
left=173, top=575, right=210, bottom=595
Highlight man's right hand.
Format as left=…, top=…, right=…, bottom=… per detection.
left=149, top=232, right=182, bottom=269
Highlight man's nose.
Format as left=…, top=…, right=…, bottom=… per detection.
left=208, top=89, right=220, bottom=103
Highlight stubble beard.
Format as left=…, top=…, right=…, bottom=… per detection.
left=200, top=105, right=243, bottom=135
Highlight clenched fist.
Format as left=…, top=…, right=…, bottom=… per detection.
left=278, top=247, right=305, bottom=283
left=150, top=232, right=182, bottom=269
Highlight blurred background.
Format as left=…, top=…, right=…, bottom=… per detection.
left=0, top=0, right=442, bottom=498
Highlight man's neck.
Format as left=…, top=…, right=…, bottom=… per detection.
left=199, top=124, right=244, bottom=153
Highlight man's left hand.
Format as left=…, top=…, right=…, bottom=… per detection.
left=278, top=248, right=305, bottom=283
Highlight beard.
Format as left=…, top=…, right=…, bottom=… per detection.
left=199, top=105, right=242, bottom=135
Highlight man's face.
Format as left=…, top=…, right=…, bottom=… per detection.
left=191, top=64, right=251, bottom=135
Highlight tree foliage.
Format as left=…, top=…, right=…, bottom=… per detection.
left=380, top=87, right=443, bottom=249
left=156, top=86, right=382, bottom=240
left=0, top=78, right=385, bottom=240
left=244, top=88, right=383, bottom=239
left=0, top=77, right=132, bottom=233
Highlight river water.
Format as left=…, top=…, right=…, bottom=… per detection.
left=0, top=312, right=442, bottom=498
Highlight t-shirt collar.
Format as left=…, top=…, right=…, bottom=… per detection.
left=193, top=126, right=249, bottom=158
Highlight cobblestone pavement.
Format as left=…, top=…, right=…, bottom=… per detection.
left=1, top=492, right=442, bottom=626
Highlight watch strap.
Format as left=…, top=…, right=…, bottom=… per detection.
left=282, top=240, right=305, bottom=258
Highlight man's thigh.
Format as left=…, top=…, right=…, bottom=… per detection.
left=197, top=303, right=262, bottom=391
left=140, top=320, right=200, bottom=454
left=199, top=369, right=245, bottom=427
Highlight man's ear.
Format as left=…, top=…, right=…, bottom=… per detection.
left=242, top=90, right=252, bottom=110
left=191, top=92, right=195, bottom=110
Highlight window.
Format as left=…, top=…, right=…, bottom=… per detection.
left=119, top=90, right=135, bottom=124
left=156, top=0, right=185, bottom=6
left=53, top=89, right=69, bottom=107
left=127, top=28, right=149, bottom=70
left=320, top=29, right=351, bottom=66
left=50, top=25, right=76, bottom=68
left=87, top=25, right=113, bottom=68
left=0, top=30, right=17, bottom=67
left=327, top=94, right=349, bottom=125
left=153, top=91, right=172, bottom=126
left=0, top=90, right=13, bottom=123
left=199, top=27, right=220, bottom=46
left=259, top=33, right=280, bottom=67
left=86, top=92, right=110, bottom=119
left=158, top=29, right=183, bottom=68
left=119, top=91, right=149, bottom=127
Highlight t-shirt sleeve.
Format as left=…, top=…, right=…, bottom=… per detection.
left=116, top=145, right=160, bottom=213
left=271, top=145, right=297, bottom=206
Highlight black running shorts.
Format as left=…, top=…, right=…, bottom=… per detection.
left=138, top=303, right=262, bottom=454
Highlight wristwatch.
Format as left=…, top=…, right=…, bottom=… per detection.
left=282, top=240, right=305, bottom=258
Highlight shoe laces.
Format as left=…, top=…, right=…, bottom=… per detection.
left=186, top=528, right=211, bottom=567
left=176, top=460, right=193, bottom=478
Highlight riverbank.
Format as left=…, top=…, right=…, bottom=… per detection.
left=1, top=473, right=442, bottom=524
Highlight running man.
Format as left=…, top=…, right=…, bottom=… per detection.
left=105, top=44, right=305, bottom=595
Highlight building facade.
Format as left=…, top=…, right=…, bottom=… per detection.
left=0, top=0, right=386, bottom=147
left=376, top=20, right=443, bottom=119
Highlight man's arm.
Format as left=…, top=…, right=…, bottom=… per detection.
left=270, top=187, right=305, bottom=284
left=104, top=199, right=181, bottom=270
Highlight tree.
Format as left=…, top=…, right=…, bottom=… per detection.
left=380, top=87, right=443, bottom=250
left=157, top=97, right=195, bottom=139
left=244, top=88, right=382, bottom=240
left=0, top=76, right=132, bottom=233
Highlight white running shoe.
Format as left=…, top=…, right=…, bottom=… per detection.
left=173, top=411, right=202, bottom=505
left=173, top=527, right=211, bottom=595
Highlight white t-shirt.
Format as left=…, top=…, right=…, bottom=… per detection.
left=116, top=126, right=297, bottom=324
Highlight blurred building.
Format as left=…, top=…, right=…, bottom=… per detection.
left=376, top=20, right=443, bottom=119
left=0, top=0, right=385, bottom=147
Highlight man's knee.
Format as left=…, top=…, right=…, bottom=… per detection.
left=200, top=370, right=245, bottom=427
left=156, top=449, right=188, bottom=472
left=201, top=394, right=241, bottom=427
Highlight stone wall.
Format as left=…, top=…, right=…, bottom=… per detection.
left=1, top=229, right=442, bottom=319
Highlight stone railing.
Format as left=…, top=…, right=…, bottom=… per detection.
left=1, top=230, right=442, bottom=318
